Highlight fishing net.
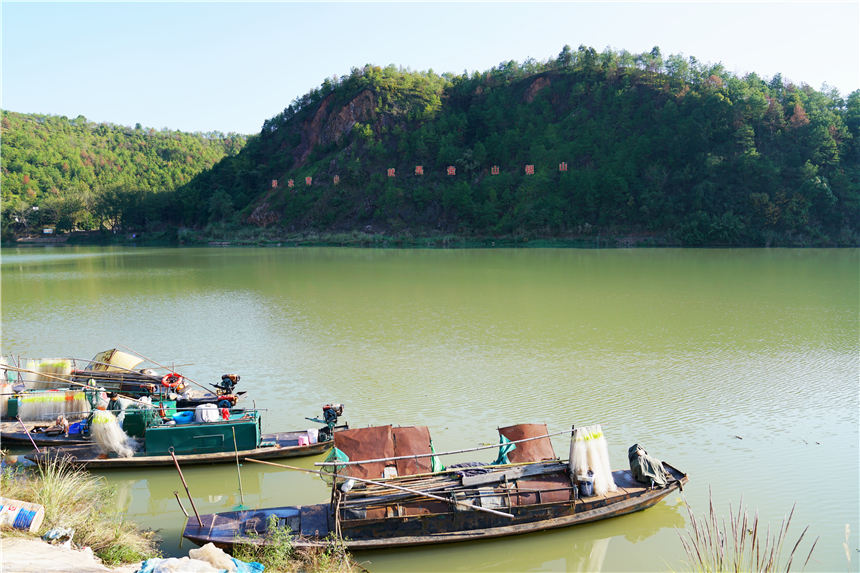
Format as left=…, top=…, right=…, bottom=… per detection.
left=572, top=425, right=617, bottom=496
left=319, top=447, right=351, bottom=486
left=0, top=383, right=12, bottom=418
left=19, top=359, right=72, bottom=390
left=91, top=410, right=137, bottom=458
left=16, top=391, right=89, bottom=421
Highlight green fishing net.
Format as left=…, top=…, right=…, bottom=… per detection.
left=320, top=447, right=350, bottom=485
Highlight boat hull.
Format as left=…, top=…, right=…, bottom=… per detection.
left=24, top=427, right=345, bottom=469
left=182, top=464, right=688, bottom=551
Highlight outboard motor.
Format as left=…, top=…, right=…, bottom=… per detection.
left=212, top=374, right=240, bottom=396
left=306, top=403, right=344, bottom=443
left=211, top=374, right=240, bottom=409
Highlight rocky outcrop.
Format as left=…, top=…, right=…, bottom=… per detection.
left=294, top=90, right=377, bottom=166
left=523, top=77, right=551, bottom=103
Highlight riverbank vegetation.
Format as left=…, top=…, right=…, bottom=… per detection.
left=3, top=44, right=858, bottom=247
left=0, top=454, right=160, bottom=566
left=232, top=515, right=363, bottom=573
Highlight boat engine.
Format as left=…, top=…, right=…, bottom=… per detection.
left=306, top=403, right=344, bottom=443
left=212, top=374, right=240, bottom=396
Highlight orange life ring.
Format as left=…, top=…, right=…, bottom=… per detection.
left=161, top=373, right=183, bottom=388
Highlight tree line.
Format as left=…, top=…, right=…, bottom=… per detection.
left=3, top=44, right=858, bottom=246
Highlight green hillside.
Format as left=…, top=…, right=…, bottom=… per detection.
left=0, top=112, right=246, bottom=234
left=178, top=45, right=859, bottom=246
left=4, top=45, right=859, bottom=247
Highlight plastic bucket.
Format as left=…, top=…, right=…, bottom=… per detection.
left=307, top=428, right=319, bottom=444
left=578, top=473, right=594, bottom=497
left=172, top=411, right=194, bottom=425
left=297, top=436, right=309, bottom=446
left=0, top=498, right=45, bottom=533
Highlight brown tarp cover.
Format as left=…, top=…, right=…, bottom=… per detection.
left=333, top=425, right=395, bottom=480
left=333, top=425, right=434, bottom=480
left=392, top=426, right=433, bottom=476
left=498, top=423, right=556, bottom=463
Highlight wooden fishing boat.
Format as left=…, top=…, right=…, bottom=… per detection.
left=182, top=423, right=688, bottom=551
left=25, top=404, right=348, bottom=469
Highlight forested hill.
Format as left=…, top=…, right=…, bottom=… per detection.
left=177, top=45, right=858, bottom=246
left=4, top=45, right=859, bottom=246
left=0, top=112, right=246, bottom=233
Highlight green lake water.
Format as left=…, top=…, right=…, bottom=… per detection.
left=1, top=245, right=857, bottom=572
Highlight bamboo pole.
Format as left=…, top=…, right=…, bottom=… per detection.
left=246, top=458, right=514, bottom=519
left=232, top=427, right=245, bottom=507
left=169, top=447, right=202, bottom=526
left=16, top=416, right=40, bottom=453
left=117, top=345, right=212, bottom=395
left=315, top=430, right=573, bottom=467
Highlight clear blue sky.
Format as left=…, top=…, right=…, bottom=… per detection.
left=3, top=2, right=858, bottom=135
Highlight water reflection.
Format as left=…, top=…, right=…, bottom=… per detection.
left=361, top=499, right=687, bottom=573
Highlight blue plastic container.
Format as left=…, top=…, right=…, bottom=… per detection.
left=172, top=411, right=194, bottom=425
left=68, top=422, right=81, bottom=435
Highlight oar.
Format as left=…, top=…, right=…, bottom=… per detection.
left=246, top=458, right=514, bottom=519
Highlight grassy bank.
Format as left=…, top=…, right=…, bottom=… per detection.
left=0, top=454, right=160, bottom=566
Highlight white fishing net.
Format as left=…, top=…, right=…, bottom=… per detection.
left=91, top=410, right=137, bottom=458
left=572, top=425, right=617, bottom=496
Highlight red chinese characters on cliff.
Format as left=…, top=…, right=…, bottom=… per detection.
left=387, top=168, right=396, bottom=177
left=415, top=166, right=424, bottom=175
left=491, top=166, right=500, bottom=175
left=287, top=180, right=294, bottom=188
left=525, top=165, right=534, bottom=175
left=334, top=175, right=340, bottom=185
left=447, top=166, right=456, bottom=176
left=559, top=162, right=568, bottom=172
left=305, top=177, right=312, bottom=186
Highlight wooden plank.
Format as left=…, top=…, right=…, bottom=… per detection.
left=462, top=462, right=565, bottom=487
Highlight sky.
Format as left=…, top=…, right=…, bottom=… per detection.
left=2, top=2, right=858, bottom=135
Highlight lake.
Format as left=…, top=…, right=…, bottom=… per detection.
left=2, top=245, right=857, bottom=572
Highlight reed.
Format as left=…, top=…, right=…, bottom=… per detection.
left=0, top=455, right=159, bottom=566
left=676, top=489, right=818, bottom=573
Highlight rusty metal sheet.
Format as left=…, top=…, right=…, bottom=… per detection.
left=392, top=426, right=433, bottom=476
left=511, top=474, right=572, bottom=506
left=498, top=423, right=556, bottom=463
left=333, top=425, right=395, bottom=480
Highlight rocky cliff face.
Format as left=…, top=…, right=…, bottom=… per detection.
left=523, top=77, right=551, bottom=103
left=292, top=89, right=377, bottom=166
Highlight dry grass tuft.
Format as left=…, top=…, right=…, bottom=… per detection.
left=677, top=487, right=818, bottom=573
